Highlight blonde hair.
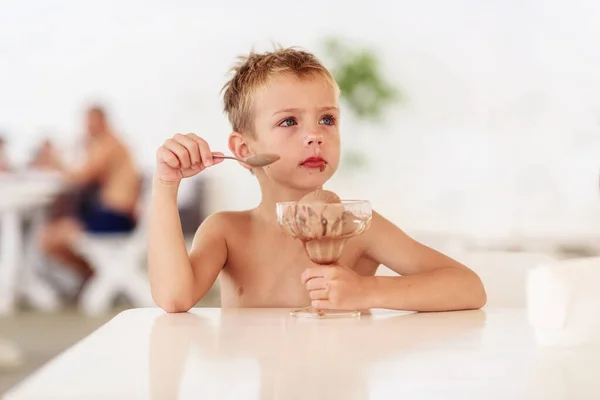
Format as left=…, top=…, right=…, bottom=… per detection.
left=222, top=47, right=338, bottom=134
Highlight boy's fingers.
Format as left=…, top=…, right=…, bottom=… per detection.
left=199, top=143, right=213, bottom=167
left=163, top=139, right=191, bottom=169
left=175, top=134, right=201, bottom=167
left=311, top=300, right=332, bottom=309
left=301, top=267, right=331, bottom=284
left=212, top=152, right=225, bottom=164
left=186, top=133, right=202, bottom=142
left=157, top=147, right=180, bottom=168
left=309, top=289, right=328, bottom=300
left=305, top=277, right=328, bottom=291
left=188, top=133, right=213, bottom=167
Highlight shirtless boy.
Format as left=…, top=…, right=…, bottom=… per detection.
left=148, top=48, right=486, bottom=313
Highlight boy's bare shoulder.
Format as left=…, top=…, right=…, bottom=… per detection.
left=197, top=210, right=253, bottom=234
left=358, top=209, right=413, bottom=248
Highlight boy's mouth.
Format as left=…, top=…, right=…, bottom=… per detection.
left=300, top=156, right=326, bottom=169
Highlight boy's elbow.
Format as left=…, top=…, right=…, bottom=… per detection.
left=465, top=272, right=487, bottom=309
left=157, top=298, right=194, bottom=313
left=152, top=292, right=195, bottom=313
left=470, top=287, right=487, bottom=309
left=446, top=267, right=487, bottom=310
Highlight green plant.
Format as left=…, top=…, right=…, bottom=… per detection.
left=322, top=37, right=401, bottom=171
left=324, top=37, right=401, bottom=121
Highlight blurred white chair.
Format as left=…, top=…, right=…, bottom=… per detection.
left=527, top=256, right=600, bottom=346
left=454, top=251, right=559, bottom=308
left=0, top=172, right=64, bottom=315
left=74, top=180, right=153, bottom=315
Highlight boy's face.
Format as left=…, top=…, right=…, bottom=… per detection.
left=246, top=74, right=341, bottom=190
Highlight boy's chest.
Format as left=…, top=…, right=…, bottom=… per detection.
left=221, top=229, right=372, bottom=307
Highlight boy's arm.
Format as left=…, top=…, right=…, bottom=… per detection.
left=303, top=211, right=486, bottom=312
left=187, top=212, right=229, bottom=305
left=363, top=211, right=486, bottom=311
left=148, top=179, right=226, bottom=313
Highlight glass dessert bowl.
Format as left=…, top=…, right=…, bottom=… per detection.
left=276, top=199, right=372, bottom=318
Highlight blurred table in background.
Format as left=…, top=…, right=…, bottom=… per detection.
left=408, top=230, right=600, bottom=259
left=0, top=171, right=65, bottom=315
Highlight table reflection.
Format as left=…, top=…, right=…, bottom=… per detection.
left=148, top=309, right=487, bottom=399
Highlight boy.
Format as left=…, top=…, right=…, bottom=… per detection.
left=148, top=47, right=486, bottom=313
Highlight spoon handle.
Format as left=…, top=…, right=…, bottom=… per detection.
left=212, top=155, right=242, bottom=162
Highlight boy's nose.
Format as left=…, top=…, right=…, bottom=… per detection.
left=304, top=133, right=324, bottom=147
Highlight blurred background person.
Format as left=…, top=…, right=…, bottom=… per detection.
left=35, top=105, right=142, bottom=289
left=28, top=138, right=56, bottom=171
left=0, top=136, right=11, bottom=172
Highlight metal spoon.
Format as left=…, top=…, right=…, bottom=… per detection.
left=213, top=153, right=280, bottom=167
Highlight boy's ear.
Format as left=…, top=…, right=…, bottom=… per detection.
left=228, top=132, right=253, bottom=171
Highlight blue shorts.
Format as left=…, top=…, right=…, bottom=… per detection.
left=76, top=184, right=136, bottom=234
left=81, top=205, right=136, bottom=234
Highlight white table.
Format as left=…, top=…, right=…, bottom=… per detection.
left=5, top=307, right=600, bottom=399
left=0, top=171, right=64, bottom=314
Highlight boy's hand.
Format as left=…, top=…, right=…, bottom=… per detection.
left=301, top=265, right=376, bottom=310
left=155, top=133, right=224, bottom=184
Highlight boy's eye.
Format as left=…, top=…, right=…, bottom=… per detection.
left=279, top=118, right=297, bottom=127
left=319, top=115, right=336, bottom=126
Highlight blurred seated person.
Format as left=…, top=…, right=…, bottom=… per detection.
left=0, top=136, right=11, bottom=172
left=29, top=139, right=86, bottom=220
left=29, top=138, right=56, bottom=171
left=37, top=106, right=142, bottom=284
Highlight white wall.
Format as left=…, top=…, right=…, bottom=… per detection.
left=1, top=0, right=599, bottom=239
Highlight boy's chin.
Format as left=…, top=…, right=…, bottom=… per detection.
left=266, top=165, right=336, bottom=190
left=288, top=173, right=333, bottom=191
